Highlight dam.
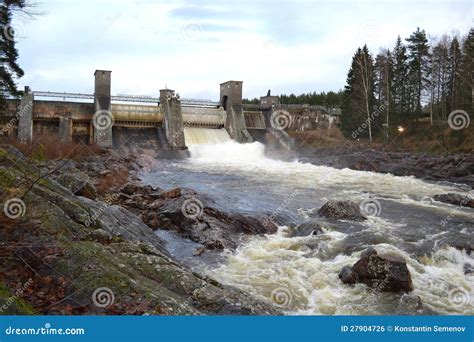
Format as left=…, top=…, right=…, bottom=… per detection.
left=0, top=70, right=340, bottom=156
left=0, top=70, right=300, bottom=156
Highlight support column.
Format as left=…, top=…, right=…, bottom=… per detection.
left=159, top=89, right=187, bottom=150
left=93, top=70, right=113, bottom=148
left=220, top=81, right=252, bottom=143
left=59, top=113, right=73, bottom=143
left=17, top=86, right=34, bottom=142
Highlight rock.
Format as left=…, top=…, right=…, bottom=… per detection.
left=134, top=154, right=159, bottom=172
left=289, top=221, right=325, bottom=237
left=399, top=294, right=423, bottom=312
left=317, top=201, right=366, bottom=221
left=120, top=182, right=157, bottom=196
left=339, top=247, right=414, bottom=293
left=56, top=171, right=97, bottom=200
left=0, top=144, right=24, bottom=159
left=141, top=188, right=277, bottom=250
left=433, top=193, right=474, bottom=208
left=464, top=263, right=473, bottom=275
left=89, top=228, right=113, bottom=243
left=338, top=265, right=358, bottom=284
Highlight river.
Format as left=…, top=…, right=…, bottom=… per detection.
left=140, top=140, right=474, bottom=315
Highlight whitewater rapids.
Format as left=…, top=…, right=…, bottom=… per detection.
left=143, top=139, right=474, bottom=315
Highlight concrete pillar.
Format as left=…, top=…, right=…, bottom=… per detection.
left=59, top=113, right=73, bottom=142
left=260, top=94, right=280, bottom=128
left=159, top=89, right=187, bottom=150
left=220, top=81, right=252, bottom=143
left=17, top=86, right=34, bottom=142
left=93, top=70, right=113, bottom=148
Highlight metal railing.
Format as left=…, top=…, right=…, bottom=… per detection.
left=32, top=90, right=220, bottom=107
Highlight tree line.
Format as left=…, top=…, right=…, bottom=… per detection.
left=341, top=27, right=473, bottom=141
left=243, top=90, right=344, bottom=107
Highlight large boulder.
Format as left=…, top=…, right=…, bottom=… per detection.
left=318, top=201, right=366, bottom=221
left=433, top=193, right=474, bottom=208
left=140, top=188, right=278, bottom=250
left=339, top=247, right=414, bottom=293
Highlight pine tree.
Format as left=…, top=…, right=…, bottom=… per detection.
left=0, top=0, right=27, bottom=108
left=446, top=36, right=462, bottom=113
left=391, top=36, right=409, bottom=124
left=459, top=28, right=473, bottom=115
left=406, top=28, right=431, bottom=120
left=341, top=46, right=376, bottom=141
left=430, top=37, right=450, bottom=120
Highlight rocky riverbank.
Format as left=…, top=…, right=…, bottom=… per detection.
left=297, top=144, right=474, bottom=189
left=0, top=145, right=280, bottom=315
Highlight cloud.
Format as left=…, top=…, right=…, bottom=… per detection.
left=15, top=0, right=472, bottom=99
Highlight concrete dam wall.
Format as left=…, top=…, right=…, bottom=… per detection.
left=0, top=69, right=340, bottom=155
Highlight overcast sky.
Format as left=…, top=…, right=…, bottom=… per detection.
left=13, top=0, right=472, bottom=101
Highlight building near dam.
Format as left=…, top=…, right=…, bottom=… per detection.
left=0, top=70, right=340, bottom=156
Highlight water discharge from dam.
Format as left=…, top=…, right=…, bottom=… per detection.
left=183, top=128, right=231, bottom=145
left=142, top=140, right=474, bottom=316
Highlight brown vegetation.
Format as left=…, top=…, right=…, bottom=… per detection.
left=6, top=134, right=103, bottom=161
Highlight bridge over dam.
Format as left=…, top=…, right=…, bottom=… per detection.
left=0, top=70, right=339, bottom=157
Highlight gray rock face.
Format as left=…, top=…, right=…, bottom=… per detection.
left=139, top=188, right=278, bottom=250
left=318, top=201, right=367, bottom=221
left=433, top=193, right=474, bottom=208
left=0, top=147, right=281, bottom=315
left=339, top=247, right=414, bottom=293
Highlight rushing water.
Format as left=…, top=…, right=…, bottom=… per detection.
left=141, top=140, right=474, bottom=315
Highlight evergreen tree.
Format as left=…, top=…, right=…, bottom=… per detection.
left=430, top=37, right=450, bottom=120
left=341, top=45, right=376, bottom=141
left=391, top=36, right=409, bottom=124
left=406, top=28, right=431, bottom=119
left=0, top=0, right=27, bottom=108
left=446, top=36, right=462, bottom=113
left=459, top=28, right=473, bottom=115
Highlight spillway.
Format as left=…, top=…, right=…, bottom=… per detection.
left=183, top=127, right=231, bottom=145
